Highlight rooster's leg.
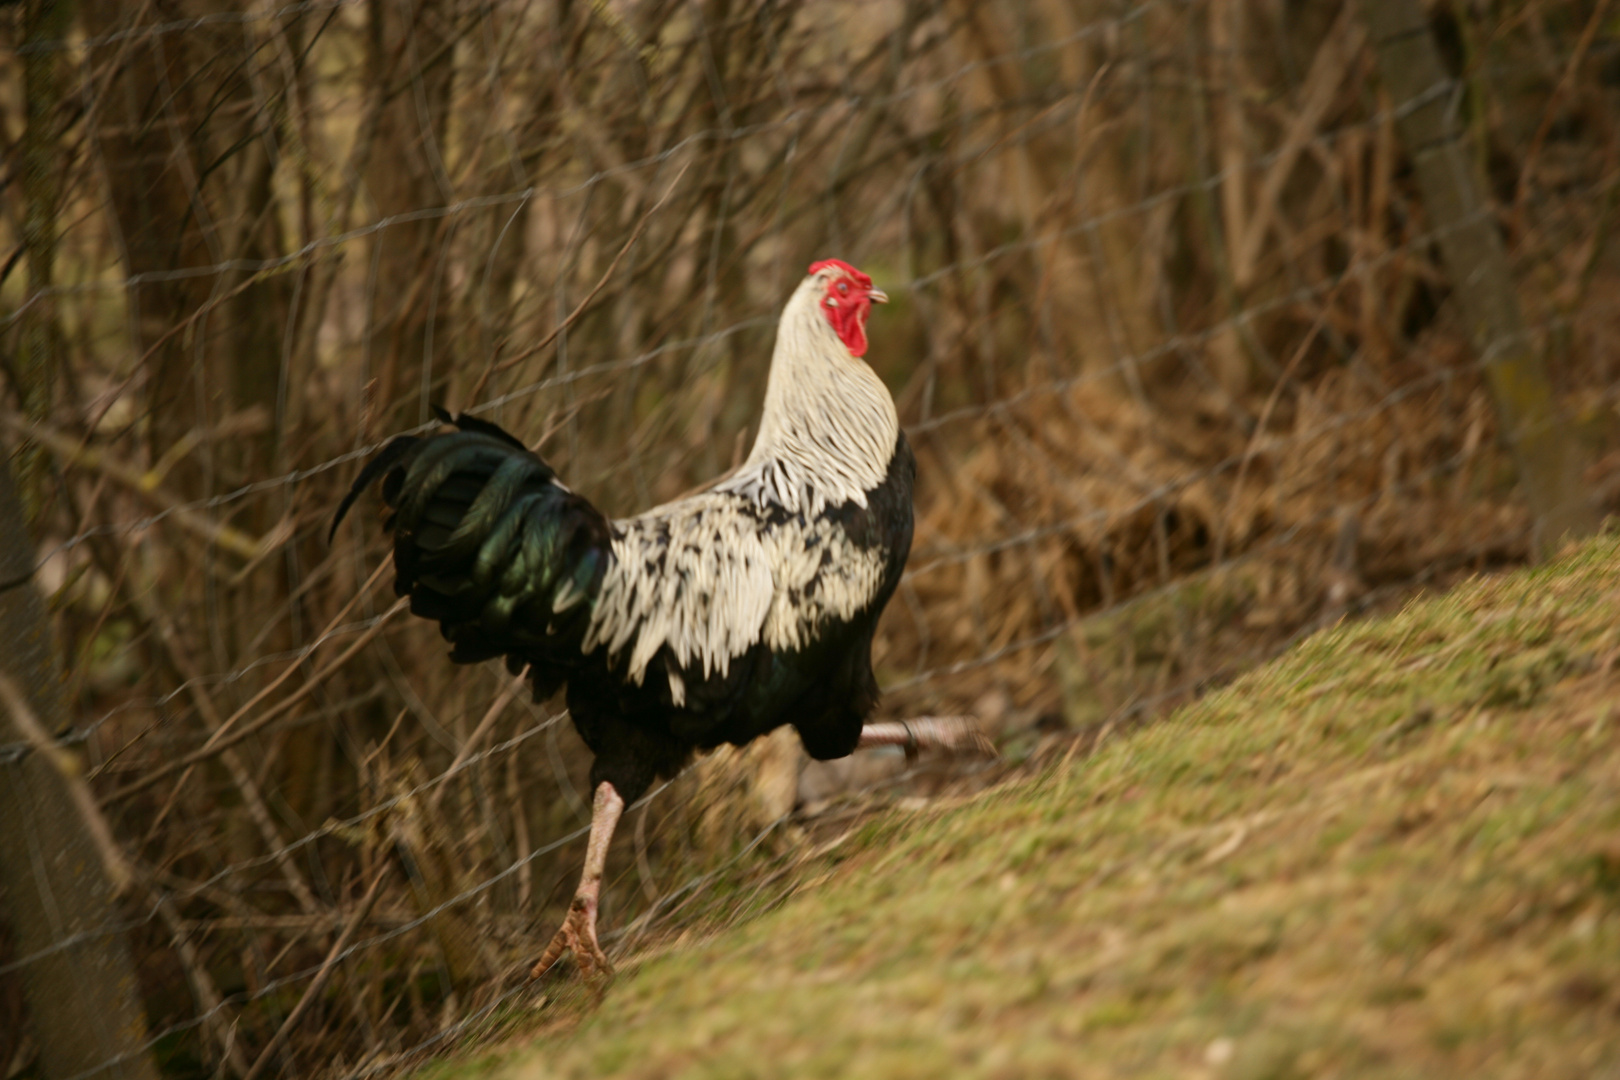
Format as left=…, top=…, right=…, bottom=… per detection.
left=857, top=716, right=996, bottom=762
left=530, top=781, right=625, bottom=980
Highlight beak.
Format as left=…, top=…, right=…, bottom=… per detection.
left=868, top=288, right=889, bottom=304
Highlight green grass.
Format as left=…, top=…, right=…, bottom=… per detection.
left=446, top=533, right=1620, bottom=1079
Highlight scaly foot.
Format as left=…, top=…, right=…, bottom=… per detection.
left=530, top=893, right=612, bottom=980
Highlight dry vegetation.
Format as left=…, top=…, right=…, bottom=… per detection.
left=1, top=0, right=1618, bottom=1076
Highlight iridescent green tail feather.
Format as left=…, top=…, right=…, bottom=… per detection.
left=331, top=411, right=613, bottom=680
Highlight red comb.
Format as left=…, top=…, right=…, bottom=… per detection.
left=808, top=258, right=871, bottom=287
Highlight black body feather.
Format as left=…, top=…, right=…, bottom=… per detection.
left=334, top=411, right=915, bottom=804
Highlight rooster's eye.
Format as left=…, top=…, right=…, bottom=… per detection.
left=837, top=281, right=849, bottom=295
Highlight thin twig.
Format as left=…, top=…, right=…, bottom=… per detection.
left=240, top=863, right=391, bottom=1080
left=428, top=670, right=527, bottom=814
left=2, top=413, right=271, bottom=560
left=151, top=891, right=254, bottom=1078
left=1211, top=277, right=1346, bottom=566
left=140, top=604, right=321, bottom=913
left=465, top=161, right=693, bottom=402
left=107, top=594, right=407, bottom=803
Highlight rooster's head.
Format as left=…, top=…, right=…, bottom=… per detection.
left=808, top=259, right=888, bottom=358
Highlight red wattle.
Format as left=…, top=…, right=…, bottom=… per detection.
left=828, top=299, right=871, bottom=356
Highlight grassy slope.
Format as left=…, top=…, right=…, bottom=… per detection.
left=465, top=535, right=1620, bottom=1079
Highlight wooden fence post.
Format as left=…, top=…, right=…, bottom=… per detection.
left=0, top=457, right=159, bottom=1080
left=1359, top=0, right=1598, bottom=557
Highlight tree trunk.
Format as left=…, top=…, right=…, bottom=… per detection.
left=0, top=463, right=159, bottom=1080
left=81, top=0, right=293, bottom=499
left=1359, top=0, right=1598, bottom=557
left=364, top=0, right=458, bottom=429
left=12, top=0, right=74, bottom=528
left=76, top=0, right=363, bottom=895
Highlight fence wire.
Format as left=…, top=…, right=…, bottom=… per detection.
left=1, top=0, right=1617, bottom=1077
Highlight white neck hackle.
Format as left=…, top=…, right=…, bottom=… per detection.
left=720, top=270, right=900, bottom=515
left=587, top=268, right=902, bottom=688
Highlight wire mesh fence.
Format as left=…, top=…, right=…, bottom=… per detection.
left=2, top=0, right=1617, bottom=1076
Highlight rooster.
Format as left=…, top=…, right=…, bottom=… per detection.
left=333, top=259, right=989, bottom=977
